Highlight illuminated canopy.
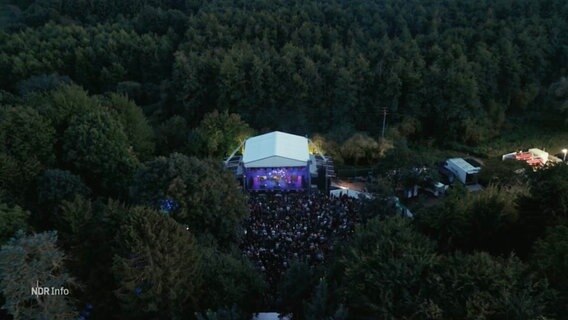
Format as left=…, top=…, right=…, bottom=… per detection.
left=242, top=131, right=310, bottom=168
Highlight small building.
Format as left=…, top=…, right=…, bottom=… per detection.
left=444, top=158, right=481, bottom=185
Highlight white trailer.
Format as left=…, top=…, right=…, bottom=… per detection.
left=444, top=158, right=481, bottom=185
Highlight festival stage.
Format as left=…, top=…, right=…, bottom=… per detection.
left=225, top=131, right=334, bottom=193
left=245, top=167, right=308, bottom=192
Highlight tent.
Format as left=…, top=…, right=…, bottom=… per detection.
left=330, top=188, right=373, bottom=199
left=252, top=312, right=291, bottom=320
left=243, top=131, right=310, bottom=168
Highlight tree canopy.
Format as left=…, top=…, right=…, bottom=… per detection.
left=131, top=153, right=248, bottom=246
left=0, top=105, right=55, bottom=202
left=0, top=0, right=565, bottom=145
left=112, top=207, right=201, bottom=319
left=62, top=110, right=139, bottom=197
left=0, top=203, right=29, bottom=245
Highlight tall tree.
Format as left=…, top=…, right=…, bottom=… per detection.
left=62, top=110, right=139, bottom=197
left=304, top=280, right=348, bottom=320
left=0, top=106, right=56, bottom=202
left=0, top=203, right=29, bottom=245
left=515, top=163, right=568, bottom=255
left=28, top=85, right=98, bottom=132
left=58, top=198, right=130, bottom=319
left=277, top=262, right=319, bottom=320
left=531, top=225, right=568, bottom=315
left=198, top=246, right=266, bottom=315
left=438, top=252, right=553, bottom=319
left=113, top=207, right=201, bottom=319
left=548, top=77, right=568, bottom=124
left=0, top=105, right=55, bottom=165
left=339, top=133, right=380, bottom=165
left=416, top=185, right=521, bottom=254
left=333, top=217, right=440, bottom=319
left=36, top=169, right=90, bottom=230
left=37, top=169, right=90, bottom=209
left=194, top=110, right=253, bottom=158
left=131, top=153, right=248, bottom=246
left=104, top=93, right=155, bottom=160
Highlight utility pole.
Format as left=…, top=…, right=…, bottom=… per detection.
left=381, top=107, right=388, bottom=140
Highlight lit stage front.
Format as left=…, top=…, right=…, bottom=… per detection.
left=245, top=167, right=309, bottom=192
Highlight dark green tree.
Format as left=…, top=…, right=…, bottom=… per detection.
left=416, top=185, right=520, bottom=254
left=62, top=110, right=139, bottom=197
left=333, top=217, right=440, bottom=319
left=196, top=305, right=243, bottom=320
left=515, top=163, right=568, bottom=255
left=131, top=153, right=248, bottom=246
left=0, top=106, right=56, bottom=202
left=438, top=252, right=554, bottom=319
left=58, top=198, right=129, bottom=318
left=531, top=225, right=568, bottom=315
left=194, top=110, right=253, bottom=158
left=277, top=262, right=319, bottom=320
left=55, top=196, right=95, bottom=250
left=105, top=93, right=155, bottom=160
left=113, top=207, right=201, bottom=319
left=304, top=280, right=348, bottom=320
left=414, top=186, right=471, bottom=252
left=37, top=169, right=90, bottom=208
left=549, top=77, right=568, bottom=124
left=0, top=203, right=29, bottom=245
left=28, top=85, right=98, bottom=132
left=0, top=106, right=55, bottom=163
left=155, top=115, right=190, bottom=155
left=478, top=158, right=531, bottom=187
left=198, top=246, right=266, bottom=315
left=466, top=185, right=519, bottom=253
left=17, top=73, right=72, bottom=97
left=36, top=169, right=90, bottom=230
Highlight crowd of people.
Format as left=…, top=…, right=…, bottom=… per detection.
left=241, top=191, right=362, bottom=291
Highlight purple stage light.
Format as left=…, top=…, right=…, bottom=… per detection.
left=245, top=167, right=308, bottom=191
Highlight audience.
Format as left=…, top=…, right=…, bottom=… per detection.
left=241, top=192, right=361, bottom=290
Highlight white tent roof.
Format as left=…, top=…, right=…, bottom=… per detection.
left=252, top=313, right=291, bottom=320
left=447, top=158, right=480, bottom=174
left=330, top=189, right=373, bottom=199
left=243, top=131, right=310, bottom=168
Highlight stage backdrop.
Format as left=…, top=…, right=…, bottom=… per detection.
left=246, top=167, right=308, bottom=191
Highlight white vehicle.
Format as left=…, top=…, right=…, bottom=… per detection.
left=444, top=158, right=481, bottom=185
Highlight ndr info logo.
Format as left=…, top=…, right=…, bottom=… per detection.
left=31, top=281, right=70, bottom=296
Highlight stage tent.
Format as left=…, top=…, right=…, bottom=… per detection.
left=242, top=131, right=310, bottom=168
left=252, top=313, right=291, bottom=320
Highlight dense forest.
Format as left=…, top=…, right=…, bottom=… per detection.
left=0, top=0, right=567, bottom=319
left=1, top=0, right=567, bottom=142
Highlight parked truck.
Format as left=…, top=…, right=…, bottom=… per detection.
left=444, top=158, right=481, bottom=185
